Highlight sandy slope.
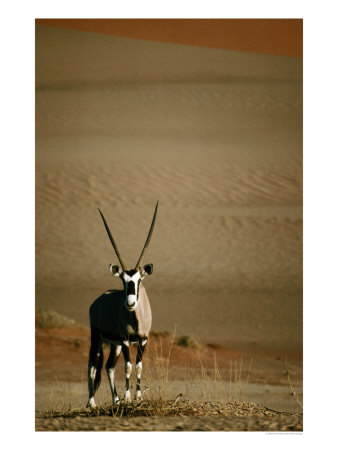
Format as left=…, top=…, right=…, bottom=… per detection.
left=36, top=25, right=302, bottom=354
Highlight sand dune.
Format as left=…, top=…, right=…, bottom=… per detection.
left=36, top=25, right=302, bottom=354
left=35, top=19, right=302, bottom=57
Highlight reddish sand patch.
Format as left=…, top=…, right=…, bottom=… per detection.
left=35, top=324, right=301, bottom=389
left=36, top=325, right=241, bottom=382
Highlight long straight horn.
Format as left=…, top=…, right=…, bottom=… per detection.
left=135, top=201, right=159, bottom=269
left=98, top=209, right=128, bottom=271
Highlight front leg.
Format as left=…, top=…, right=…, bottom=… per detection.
left=135, top=338, right=148, bottom=400
left=122, top=340, right=132, bottom=402
left=105, top=344, right=122, bottom=405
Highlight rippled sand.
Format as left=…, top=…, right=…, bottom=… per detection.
left=36, top=25, right=302, bottom=354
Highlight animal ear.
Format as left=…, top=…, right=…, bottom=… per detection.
left=109, top=264, right=121, bottom=277
left=141, top=263, right=153, bottom=278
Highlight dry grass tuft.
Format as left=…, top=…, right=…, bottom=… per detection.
left=284, top=358, right=303, bottom=410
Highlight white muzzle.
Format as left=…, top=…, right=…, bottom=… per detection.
left=126, top=295, right=137, bottom=310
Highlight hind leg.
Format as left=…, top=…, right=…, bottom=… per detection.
left=87, top=327, right=102, bottom=409
left=106, top=344, right=122, bottom=404
left=135, top=338, right=148, bottom=400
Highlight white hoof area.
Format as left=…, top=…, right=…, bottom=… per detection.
left=87, top=397, right=96, bottom=409
left=123, top=390, right=131, bottom=402
left=113, top=396, right=120, bottom=404
left=135, top=390, right=142, bottom=401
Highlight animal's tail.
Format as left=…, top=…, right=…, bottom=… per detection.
left=93, top=346, right=104, bottom=392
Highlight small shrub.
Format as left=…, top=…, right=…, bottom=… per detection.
left=36, top=309, right=75, bottom=329
left=177, top=335, right=200, bottom=349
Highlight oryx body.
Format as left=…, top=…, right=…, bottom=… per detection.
left=87, top=203, right=158, bottom=409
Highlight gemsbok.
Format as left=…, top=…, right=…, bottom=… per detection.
left=87, top=202, right=158, bottom=409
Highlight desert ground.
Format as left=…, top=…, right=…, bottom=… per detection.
left=35, top=317, right=302, bottom=431
left=35, top=22, right=302, bottom=431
